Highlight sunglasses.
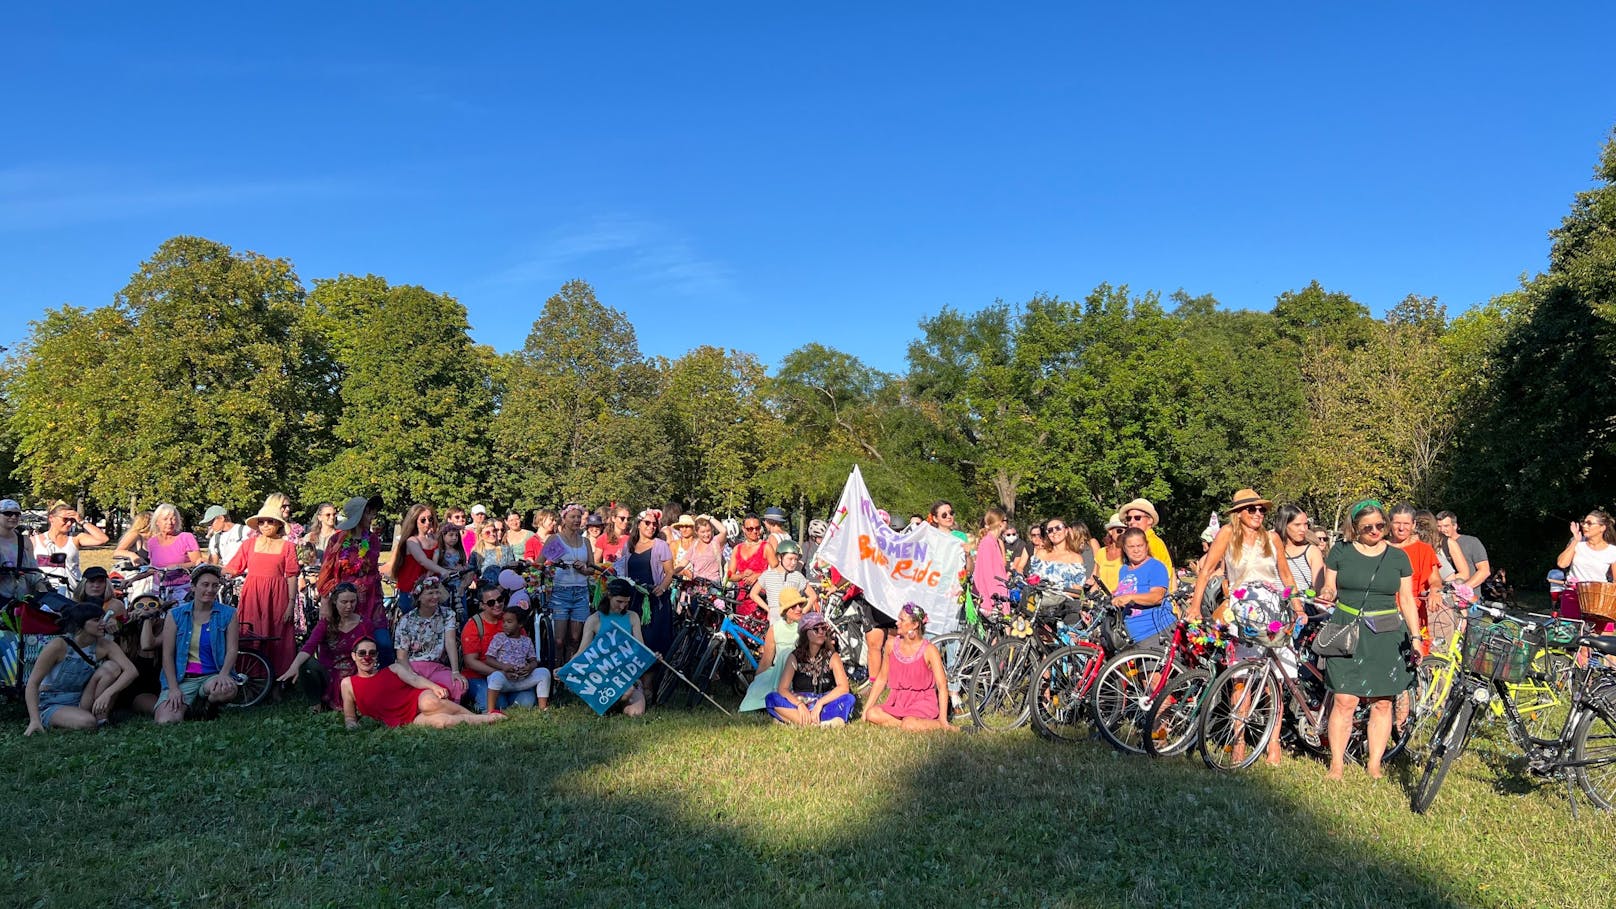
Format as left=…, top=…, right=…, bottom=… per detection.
left=937, top=510, right=953, bottom=518
left=1358, top=522, right=1387, bottom=534
left=1045, top=524, right=1066, bottom=533
left=0, top=511, right=19, bottom=518
left=743, top=525, right=761, bottom=532
left=640, top=519, right=656, bottom=526
left=1241, top=505, right=1268, bottom=515
left=1126, top=514, right=1149, bottom=523
left=615, top=515, right=630, bottom=522
left=353, top=649, right=378, bottom=658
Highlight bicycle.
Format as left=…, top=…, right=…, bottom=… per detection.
left=1196, top=612, right=1412, bottom=772
left=966, top=576, right=1106, bottom=733
left=1411, top=602, right=1616, bottom=813
left=681, top=584, right=765, bottom=709
left=1089, top=582, right=1225, bottom=755
left=229, top=620, right=276, bottom=709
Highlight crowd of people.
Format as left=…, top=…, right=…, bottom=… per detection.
left=10, top=486, right=1605, bottom=775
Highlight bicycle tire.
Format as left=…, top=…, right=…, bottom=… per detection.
left=933, top=632, right=988, bottom=723
left=1030, top=644, right=1102, bottom=743
left=1090, top=648, right=1177, bottom=755
left=1198, top=659, right=1280, bottom=772
left=1405, top=655, right=1453, bottom=757
left=833, top=614, right=869, bottom=680
left=229, top=650, right=273, bottom=709
left=968, top=637, right=1037, bottom=732
left=1143, top=667, right=1213, bottom=758
left=686, top=637, right=723, bottom=710
left=654, top=628, right=697, bottom=706
left=1411, top=694, right=1476, bottom=814
left=1572, top=701, right=1616, bottom=810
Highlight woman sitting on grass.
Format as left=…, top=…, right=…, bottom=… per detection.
left=342, top=637, right=503, bottom=729
left=574, top=577, right=647, bottom=716
left=155, top=565, right=240, bottom=724
left=25, top=603, right=137, bottom=734
left=862, top=604, right=956, bottom=732
left=766, top=611, right=854, bottom=726
left=392, top=576, right=467, bottom=702
left=278, top=582, right=374, bottom=710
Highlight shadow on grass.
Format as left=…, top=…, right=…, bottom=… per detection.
left=0, top=695, right=1583, bottom=908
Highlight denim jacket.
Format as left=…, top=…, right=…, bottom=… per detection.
left=161, top=600, right=236, bottom=691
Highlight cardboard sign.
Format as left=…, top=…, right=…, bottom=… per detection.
left=556, top=626, right=656, bottom=715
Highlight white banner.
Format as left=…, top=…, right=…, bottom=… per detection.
left=815, top=466, right=965, bottom=636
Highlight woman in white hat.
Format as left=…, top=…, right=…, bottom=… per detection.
left=225, top=502, right=303, bottom=678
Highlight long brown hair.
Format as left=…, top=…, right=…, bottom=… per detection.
left=389, top=504, right=434, bottom=577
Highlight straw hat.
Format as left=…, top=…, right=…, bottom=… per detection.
left=1226, top=489, right=1274, bottom=514
left=245, top=503, right=287, bottom=533
left=1119, top=498, right=1158, bottom=523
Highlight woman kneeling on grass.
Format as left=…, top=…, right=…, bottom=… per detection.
left=342, top=637, right=502, bottom=729
left=25, top=603, right=137, bottom=734
left=766, top=611, right=854, bottom=726
left=574, top=577, right=647, bottom=716
left=862, top=604, right=957, bottom=732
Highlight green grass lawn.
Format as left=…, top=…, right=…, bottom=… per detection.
left=5, top=695, right=1616, bottom=909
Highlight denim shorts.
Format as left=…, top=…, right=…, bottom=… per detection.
left=38, top=688, right=83, bottom=725
left=551, top=585, right=591, bottom=623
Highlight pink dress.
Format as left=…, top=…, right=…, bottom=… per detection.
left=880, top=640, right=940, bottom=720
left=973, top=534, right=1009, bottom=615
left=227, top=540, right=300, bottom=676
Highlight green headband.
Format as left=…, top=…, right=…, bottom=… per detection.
left=1349, top=499, right=1384, bottom=523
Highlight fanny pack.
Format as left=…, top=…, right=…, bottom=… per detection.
left=1333, top=602, right=1404, bottom=634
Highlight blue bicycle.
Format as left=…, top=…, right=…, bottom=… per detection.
left=683, top=588, right=764, bottom=709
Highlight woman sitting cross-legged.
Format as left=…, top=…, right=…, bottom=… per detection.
left=862, top=603, right=958, bottom=732
left=341, top=637, right=503, bottom=729
left=765, top=611, right=855, bottom=727
left=391, top=575, right=468, bottom=702
left=25, top=603, right=138, bottom=734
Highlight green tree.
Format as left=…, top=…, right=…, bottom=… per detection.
left=1273, top=279, right=1374, bottom=348
left=492, top=280, right=663, bottom=509
left=651, top=345, right=772, bottom=513
left=300, top=275, right=496, bottom=509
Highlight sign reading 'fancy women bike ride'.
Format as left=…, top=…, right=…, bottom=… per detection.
left=816, top=466, right=965, bottom=636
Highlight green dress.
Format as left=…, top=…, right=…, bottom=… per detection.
left=1322, top=543, right=1413, bottom=697
left=740, top=619, right=800, bottom=712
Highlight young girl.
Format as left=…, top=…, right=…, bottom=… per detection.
left=481, top=608, right=550, bottom=715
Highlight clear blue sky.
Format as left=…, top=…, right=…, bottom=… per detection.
left=4, top=3, right=1613, bottom=372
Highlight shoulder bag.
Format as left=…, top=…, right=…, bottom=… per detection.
left=1311, top=550, right=1388, bottom=659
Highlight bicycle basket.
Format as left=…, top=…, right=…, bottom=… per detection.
left=1575, top=581, right=1616, bottom=626
left=1461, top=620, right=1540, bottom=684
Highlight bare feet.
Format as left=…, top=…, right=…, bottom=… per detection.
left=1325, top=766, right=1344, bottom=781
left=1366, top=764, right=1384, bottom=780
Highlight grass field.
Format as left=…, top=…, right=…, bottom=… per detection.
left=4, top=688, right=1615, bottom=909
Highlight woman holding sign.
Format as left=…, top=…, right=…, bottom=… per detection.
left=574, top=577, right=648, bottom=716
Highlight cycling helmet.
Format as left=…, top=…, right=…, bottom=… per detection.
left=776, top=540, right=802, bottom=557
left=807, top=519, right=829, bottom=539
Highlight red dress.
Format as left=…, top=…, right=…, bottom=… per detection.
left=227, top=539, right=300, bottom=676
left=349, top=670, right=422, bottom=727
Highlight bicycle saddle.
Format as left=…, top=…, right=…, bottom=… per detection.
left=1578, top=635, right=1616, bottom=658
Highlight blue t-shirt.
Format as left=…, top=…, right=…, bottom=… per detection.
left=1117, top=557, right=1174, bottom=642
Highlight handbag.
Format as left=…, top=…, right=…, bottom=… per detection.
left=1311, top=551, right=1388, bottom=659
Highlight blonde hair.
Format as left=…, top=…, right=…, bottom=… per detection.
left=1227, top=518, right=1275, bottom=566
left=152, top=503, right=182, bottom=534
left=117, top=511, right=153, bottom=550
left=261, top=493, right=292, bottom=516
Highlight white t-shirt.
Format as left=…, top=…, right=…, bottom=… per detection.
left=33, top=532, right=80, bottom=589
left=1570, top=541, right=1616, bottom=583
left=209, top=523, right=252, bottom=567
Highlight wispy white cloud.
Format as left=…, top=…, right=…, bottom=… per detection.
left=0, top=165, right=356, bottom=231
left=488, top=214, right=734, bottom=297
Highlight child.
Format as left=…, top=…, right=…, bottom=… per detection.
left=483, top=608, right=551, bottom=715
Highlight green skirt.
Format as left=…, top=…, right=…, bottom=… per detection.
left=1322, top=612, right=1413, bottom=697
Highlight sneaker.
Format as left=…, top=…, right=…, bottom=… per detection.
left=820, top=717, right=846, bottom=727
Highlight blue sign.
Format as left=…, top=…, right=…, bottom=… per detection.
left=557, top=626, right=657, bottom=715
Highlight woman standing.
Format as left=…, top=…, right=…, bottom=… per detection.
left=1093, top=515, right=1125, bottom=592
left=1315, top=501, right=1420, bottom=781
left=113, top=510, right=153, bottom=569
left=317, top=496, right=388, bottom=660
left=616, top=510, right=675, bottom=655
left=728, top=514, right=777, bottom=590
left=225, top=504, right=301, bottom=678
left=260, top=493, right=304, bottom=545
left=595, top=506, right=634, bottom=568
left=522, top=509, right=557, bottom=562
left=766, top=611, right=855, bottom=726
left=540, top=505, right=598, bottom=665
left=1029, top=518, right=1095, bottom=603
left=302, top=503, right=340, bottom=566
left=469, top=522, right=519, bottom=584
left=1277, top=505, right=1324, bottom=595
left=863, top=604, right=956, bottom=732
left=1554, top=509, right=1616, bottom=625
left=972, top=508, right=1010, bottom=615
left=391, top=576, right=467, bottom=702
left=1388, top=504, right=1444, bottom=652
left=388, top=504, right=455, bottom=615
left=683, top=516, right=727, bottom=582
left=147, top=504, right=201, bottom=602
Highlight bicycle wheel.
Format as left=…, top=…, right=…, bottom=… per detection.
left=1404, top=655, right=1453, bottom=756
left=1143, top=667, right=1213, bottom=757
left=1031, top=644, right=1102, bottom=743
left=1090, top=648, right=1176, bottom=755
left=1198, top=660, right=1280, bottom=772
left=1571, top=702, right=1616, bottom=810
left=654, top=628, right=698, bottom=706
left=229, top=650, right=272, bottom=709
left=833, top=614, right=868, bottom=681
left=967, top=637, right=1038, bottom=732
left=1411, top=693, right=1477, bottom=814
left=686, top=637, right=723, bottom=710
left=933, top=632, right=988, bottom=723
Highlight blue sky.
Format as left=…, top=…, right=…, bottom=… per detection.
left=4, top=3, right=1613, bottom=372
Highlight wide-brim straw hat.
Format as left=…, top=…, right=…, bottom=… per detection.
left=1119, top=498, right=1158, bottom=523
left=245, top=504, right=287, bottom=532
left=1226, top=488, right=1274, bottom=514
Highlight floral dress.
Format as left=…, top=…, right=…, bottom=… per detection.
left=318, top=530, right=385, bottom=628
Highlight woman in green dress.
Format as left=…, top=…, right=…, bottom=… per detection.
left=1316, top=501, right=1421, bottom=781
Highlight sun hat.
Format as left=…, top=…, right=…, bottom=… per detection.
left=1105, top=513, right=1126, bottom=531
left=245, top=503, right=287, bottom=533
left=335, top=496, right=372, bottom=531
left=778, top=587, right=808, bottom=611
left=674, top=514, right=695, bottom=528
left=1119, top=499, right=1158, bottom=523
left=202, top=505, right=229, bottom=524
left=796, top=609, right=829, bottom=633
left=0, top=499, right=20, bottom=513
left=1226, top=489, right=1274, bottom=514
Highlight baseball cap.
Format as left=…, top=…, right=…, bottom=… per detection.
left=471, top=504, right=487, bottom=516
left=202, top=505, right=229, bottom=524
